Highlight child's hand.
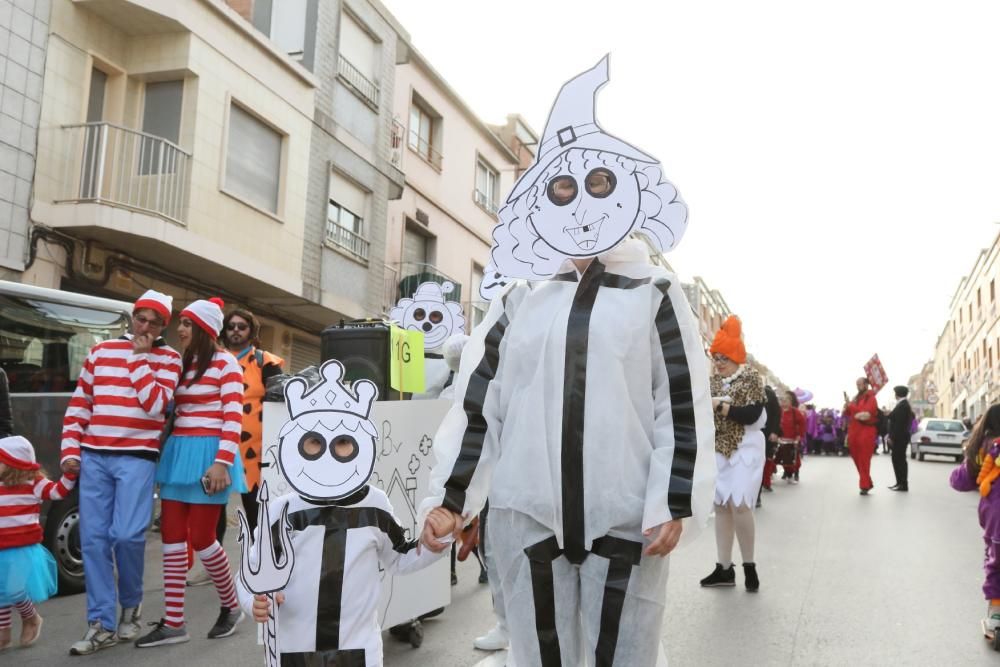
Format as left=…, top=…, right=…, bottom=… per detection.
left=420, top=507, right=461, bottom=553
left=252, top=592, right=285, bottom=623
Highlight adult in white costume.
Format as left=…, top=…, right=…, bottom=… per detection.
left=419, top=56, right=715, bottom=666
left=699, top=316, right=766, bottom=592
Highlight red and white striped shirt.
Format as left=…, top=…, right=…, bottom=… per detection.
left=0, top=473, right=77, bottom=549
left=61, top=337, right=182, bottom=462
left=172, top=350, right=244, bottom=466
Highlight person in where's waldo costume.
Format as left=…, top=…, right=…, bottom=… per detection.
left=419, top=56, right=715, bottom=666
left=700, top=316, right=767, bottom=593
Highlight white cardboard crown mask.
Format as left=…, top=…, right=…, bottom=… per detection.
left=490, top=55, right=688, bottom=281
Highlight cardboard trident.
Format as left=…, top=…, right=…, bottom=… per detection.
left=236, top=481, right=294, bottom=667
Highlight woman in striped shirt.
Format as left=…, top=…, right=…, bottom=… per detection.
left=136, top=298, right=247, bottom=648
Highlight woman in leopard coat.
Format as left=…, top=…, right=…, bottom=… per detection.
left=700, top=316, right=767, bottom=592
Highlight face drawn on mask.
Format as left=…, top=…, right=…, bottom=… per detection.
left=277, top=359, right=379, bottom=501
left=389, top=281, right=466, bottom=351
left=490, top=55, right=688, bottom=280
left=479, top=263, right=511, bottom=302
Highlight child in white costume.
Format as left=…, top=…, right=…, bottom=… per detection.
left=419, top=56, right=716, bottom=667
left=236, top=361, right=445, bottom=666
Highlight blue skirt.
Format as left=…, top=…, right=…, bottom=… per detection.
left=156, top=434, right=248, bottom=505
left=0, top=543, right=58, bottom=606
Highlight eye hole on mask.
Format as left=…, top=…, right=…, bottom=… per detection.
left=585, top=168, right=617, bottom=198
left=546, top=175, right=578, bottom=206
left=331, top=435, right=360, bottom=463
left=413, top=308, right=426, bottom=321
left=429, top=310, right=443, bottom=325
left=298, top=431, right=326, bottom=461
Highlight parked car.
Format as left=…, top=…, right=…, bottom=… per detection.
left=910, top=418, right=969, bottom=462
left=0, top=280, right=132, bottom=593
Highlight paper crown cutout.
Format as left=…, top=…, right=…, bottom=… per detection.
left=283, top=359, right=378, bottom=422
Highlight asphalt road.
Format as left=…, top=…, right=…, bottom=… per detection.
left=8, top=452, right=993, bottom=666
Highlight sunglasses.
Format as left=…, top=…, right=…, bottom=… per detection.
left=226, top=322, right=249, bottom=332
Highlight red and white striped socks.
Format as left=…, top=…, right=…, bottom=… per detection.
left=163, top=542, right=188, bottom=628
left=198, top=542, right=238, bottom=611
left=0, top=600, right=37, bottom=629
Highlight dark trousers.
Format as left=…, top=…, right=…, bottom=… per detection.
left=891, top=441, right=909, bottom=488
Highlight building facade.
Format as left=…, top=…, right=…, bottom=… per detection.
left=930, top=230, right=1000, bottom=421
left=387, top=47, right=532, bottom=330
left=0, top=0, right=50, bottom=275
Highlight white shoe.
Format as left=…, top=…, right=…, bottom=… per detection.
left=117, top=605, right=142, bottom=641
left=474, top=623, right=510, bottom=651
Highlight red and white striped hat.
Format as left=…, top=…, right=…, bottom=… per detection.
left=133, top=289, right=173, bottom=324
left=181, top=297, right=226, bottom=338
left=0, top=436, right=39, bottom=471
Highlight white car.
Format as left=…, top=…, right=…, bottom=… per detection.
left=910, top=418, right=968, bottom=462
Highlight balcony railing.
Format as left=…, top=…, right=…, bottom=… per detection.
left=407, top=129, right=443, bottom=170
left=381, top=263, right=399, bottom=315
left=394, top=262, right=462, bottom=304
left=326, top=220, right=370, bottom=261
left=338, top=54, right=379, bottom=108
left=56, top=122, right=191, bottom=223
left=473, top=189, right=498, bottom=216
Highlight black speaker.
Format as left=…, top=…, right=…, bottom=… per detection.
left=320, top=321, right=393, bottom=400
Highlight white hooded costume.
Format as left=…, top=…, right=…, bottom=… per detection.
left=389, top=281, right=466, bottom=400
left=419, top=56, right=714, bottom=665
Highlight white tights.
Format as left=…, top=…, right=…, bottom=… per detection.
left=715, top=500, right=755, bottom=567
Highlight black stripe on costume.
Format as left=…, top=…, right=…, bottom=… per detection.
left=280, top=648, right=367, bottom=666
left=524, top=536, right=564, bottom=667
left=553, top=269, right=650, bottom=290
left=561, top=259, right=606, bottom=565
left=654, top=279, right=698, bottom=519
left=442, top=295, right=511, bottom=515
left=595, top=558, right=634, bottom=667
left=315, top=527, right=347, bottom=651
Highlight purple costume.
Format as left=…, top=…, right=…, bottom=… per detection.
left=950, top=441, right=1000, bottom=600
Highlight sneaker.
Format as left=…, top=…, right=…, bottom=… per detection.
left=793, top=472, right=799, bottom=483
left=743, top=563, right=760, bottom=593
left=699, top=563, right=736, bottom=588
left=186, top=566, right=212, bottom=587
left=134, top=619, right=189, bottom=648
left=755, top=497, right=762, bottom=509
left=69, top=621, right=119, bottom=655
left=20, top=613, right=43, bottom=647
left=478, top=569, right=489, bottom=585
left=985, top=605, right=1000, bottom=634
left=860, top=488, right=870, bottom=496
left=117, top=605, right=142, bottom=641
left=762, top=485, right=773, bottom=493
left=474, top=623, right=510, bottom=651
left=207, top=607, right=244, bottom=639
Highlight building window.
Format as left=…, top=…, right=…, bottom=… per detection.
left=993, top=280, right=996, bottom=302
left=474, top=158, right=499, bottom=215
left=470, top=262, right=487, bottom=327
left=225, top=103, right=283, bottom=214
left=269, top=0, right=308, bottom=60
left=139, top=80, right=183, bottom=175
left=338, top=12, right=379, bottom=106
left=408, top=99, right=442, bottom=169
left=326, top=172, right=370, bottom=260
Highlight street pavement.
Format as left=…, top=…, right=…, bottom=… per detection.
left=9, top=452, right=994, bottom=666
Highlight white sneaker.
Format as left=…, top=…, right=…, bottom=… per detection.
left=987, top=604, right=1000, bottom=632
left=117, top=605, right=142, bottom=641
left=474, top=623, right=510, bottom=651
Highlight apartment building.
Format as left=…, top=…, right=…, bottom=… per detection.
left=0, top=0, right=50, bottom=275
left=387, top=47, right=534, bottom=329
left=931, top=229, right=1000, bottom=420
left=22, top=0, right=323, bottom=365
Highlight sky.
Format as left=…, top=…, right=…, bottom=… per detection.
left=380, top=0, right=1000, bottom=408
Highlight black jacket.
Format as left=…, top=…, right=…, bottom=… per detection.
left=888, top=399, right=914, bottom=446
left=0, top=368, right=12, bottom=437
left=763, top=386, right=782, bottom=439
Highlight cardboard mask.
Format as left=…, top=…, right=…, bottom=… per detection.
left=491, top=55, right=688, bottom=280
left=389, top=281, right=466, bottom=351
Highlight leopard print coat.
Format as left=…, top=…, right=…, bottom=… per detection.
left=710, top=366, right=766, bottom=458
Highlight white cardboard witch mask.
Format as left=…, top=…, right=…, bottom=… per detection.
left=491, top=55, right=688, bottom=280
left=277, top=360, right=379, bottom=501
left=389, top=281, right=466, bottom=351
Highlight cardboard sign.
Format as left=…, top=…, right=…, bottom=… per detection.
left=864, top=354, right=888, bottom=393
left=390, top=326, right=425, bottom=393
